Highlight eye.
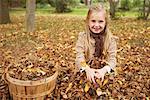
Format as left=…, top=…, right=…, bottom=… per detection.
left=91, top=20, right=96, bottom=23
left=98, top=20, right=104, bottom=23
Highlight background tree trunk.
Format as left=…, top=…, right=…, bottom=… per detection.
left=85, top=0, right=92, bottom=6
left=108, top=0, right=119, bottom=19
left=0, top=0, right=11, bottom=24
left=143, top=0, right=150, bottom=20
left=26, top=0, right=36, bottom=32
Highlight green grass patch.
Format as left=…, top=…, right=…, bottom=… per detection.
left=10, top=7, right=145, bottom=18
left=67, top=7, right=88, bottom=16
left=116, top=11, right=139, bottom=18
left=9, top=7, right=88, bottom=16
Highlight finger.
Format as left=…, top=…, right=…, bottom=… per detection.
left=87, top=74, right=91, bottom=82
left=101, top=76, right=104, bottom=82
left=91, top=76, right=95, bottom=83
left=93, top=69, right=97, bottom=72
left=95, top=73, right=100, bottom=78
left=94, top=70, right=99, bottom=73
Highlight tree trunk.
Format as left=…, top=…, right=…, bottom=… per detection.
left=109, top=0, right=119, bottom=19
left=0, top=0, right=11, bottom=24
left=143, top=0, right=150, bottom=20
left=26, top=0, right=36, bottom=32
left=85, top=0, right=92, bottom=6
left=109, top=0, right=115, bottom=18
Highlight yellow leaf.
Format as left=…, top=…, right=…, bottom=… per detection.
left=103, top=79, right=108, bottom=86
left=22, top=68, right=27, bottom=72
left=27, top=68, right=33, bottom=72
left=27, top=64, right=33, bottom=68
left=146, top=97, right=149, bottom=100
left=65, top=83, right=73, bottom=93
left=84, top=83, right=90, bottom=93
left=79, top=80, right=82, bottom=84
left=96, top=88, right=102, bottom=96
left=36, top=68, right=46, bottom=75
left=96, top=79, right=102, bottom=86
left=62, top=94, right=68, bottom=99
left=70, top=36, right=75, bottom=39
left=117, top=80, right=123, bottom=85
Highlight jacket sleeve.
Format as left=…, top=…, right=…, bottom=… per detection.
left=106, top=37, right=117, bottom=70
left=75, top=32, right=86, bottom=68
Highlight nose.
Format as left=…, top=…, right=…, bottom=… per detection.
left=95, top=22, right=99, bottom=27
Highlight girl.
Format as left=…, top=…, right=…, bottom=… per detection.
left=75, top=4, right=117, bottom=83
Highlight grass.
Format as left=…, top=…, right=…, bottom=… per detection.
left=68, top=7, right=88, bottom=16
left=9, top=7, right=147, bottom=19
left=116, top=11, right=139, bottom=18
left=10, top=7, right=88, bottom=16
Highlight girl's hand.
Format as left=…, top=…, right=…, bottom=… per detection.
left=80, top=61, right=96, bottom=83
left=95, top=66, right=111, bottom=82
left=84, top=65, right=96, bottom=83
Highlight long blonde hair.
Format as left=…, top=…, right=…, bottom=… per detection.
left=85, top=4, right=112, bottom=59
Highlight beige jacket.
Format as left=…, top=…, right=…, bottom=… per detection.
left=75, top=32, right=117, bottom=70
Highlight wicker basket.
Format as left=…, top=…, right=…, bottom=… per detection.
left=6, top=71, right=58, bottom=100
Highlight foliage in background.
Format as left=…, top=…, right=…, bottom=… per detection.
left=132, top=0, right=143, bottom=8
left=6, top=0, right=150, bottom=20
left=120, top=0, right=132, bottom=10
left=47, top=0, right=77, bottom=13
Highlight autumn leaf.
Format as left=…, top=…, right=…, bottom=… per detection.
left=117, top=80, right=123, bottom=85
left=79, top=80, right=83, bottom=84
left=65, top=82, right=73, bottom=93
left=96, top=79, right=102, bottom=86
left=96, top=88, right=102, bottom=96
left=103, top=79, right=108, bottom=86
left=84, top=83, right=90, bottom=93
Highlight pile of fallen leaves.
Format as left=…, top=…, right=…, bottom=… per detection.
left=0, top=15, right=150, bottom=99
left=50, top=58, right=114, bottom=99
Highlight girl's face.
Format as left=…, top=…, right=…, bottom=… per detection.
left=88, top=11, right=106, bottom=34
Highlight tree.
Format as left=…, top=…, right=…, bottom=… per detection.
left=0, top=0, right=11, bottom=24
left=26, top=0, right=36, bottom=32
left=108, top=0, right=119, bottom=19
left=85, top=0, right=92, bottom=6
left=141, top=0, right=150, bottom=20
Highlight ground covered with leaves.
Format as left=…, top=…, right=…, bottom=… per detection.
left=0, top=15, right=150, bottom=99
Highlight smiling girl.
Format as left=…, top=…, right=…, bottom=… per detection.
left=75, top=4, right=117, bottom=83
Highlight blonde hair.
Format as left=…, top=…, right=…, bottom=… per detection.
left=84, top=4, right=112, bottom=59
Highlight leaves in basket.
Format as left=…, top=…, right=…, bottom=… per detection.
left=8, top=54, right=56, bottom=81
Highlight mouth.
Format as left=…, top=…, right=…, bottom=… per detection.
left=93, top=28, right=100, bottom=31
